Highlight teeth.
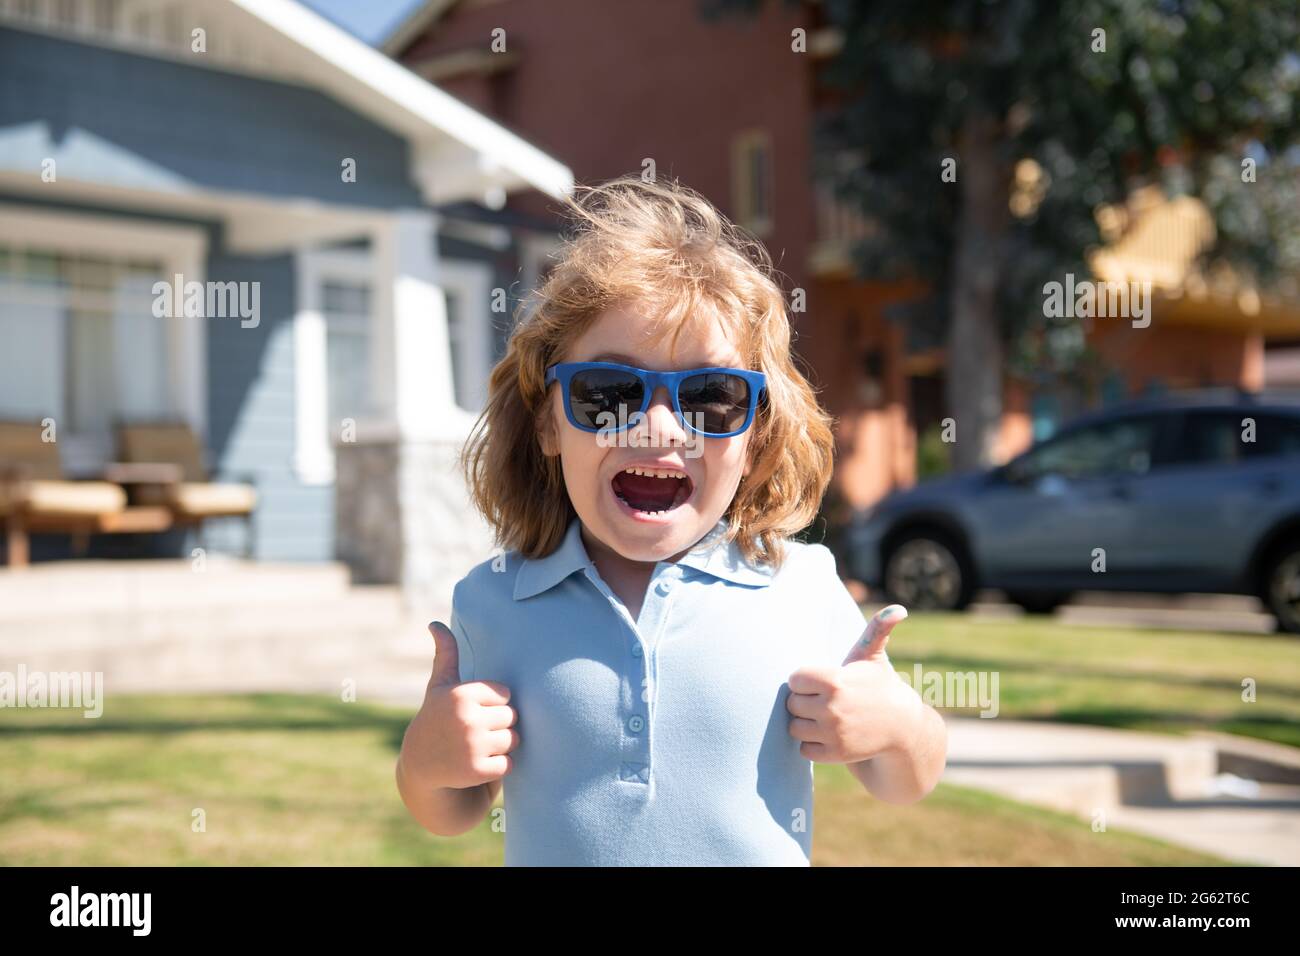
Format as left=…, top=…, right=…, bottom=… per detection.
left=623, top=466, right=686, bottom=479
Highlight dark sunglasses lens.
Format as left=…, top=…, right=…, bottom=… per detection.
left=679, top=373, right=751, bottom=434
left=569, top=369, right=644, bottom=429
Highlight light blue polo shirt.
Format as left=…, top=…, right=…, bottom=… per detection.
left=448, top=514, right=880, bottom=866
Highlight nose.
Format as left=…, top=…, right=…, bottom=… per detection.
left=631, top=385, right=689, bottom=446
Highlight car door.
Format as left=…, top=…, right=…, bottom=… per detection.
left=972, top=413, right=1166, bottom=590
left=1127, top=409, right=1300, bottom=591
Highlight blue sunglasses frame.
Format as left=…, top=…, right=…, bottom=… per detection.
left=544, top=361, right=768, bottom=438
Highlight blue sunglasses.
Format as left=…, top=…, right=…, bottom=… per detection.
left=544, top=361, right=768, bottom=438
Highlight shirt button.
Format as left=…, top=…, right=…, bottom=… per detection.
left=630, top=643, right=643, bottom=658
left=627, top=715, right=644, bottom=734
left=656, top=579, right=674, bottom=595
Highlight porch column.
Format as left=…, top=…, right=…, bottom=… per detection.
left=335, top=210, right=494, bottom=617
left=369, top=209, right=460, bottom=439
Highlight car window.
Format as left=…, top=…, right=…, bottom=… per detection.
left=1168, top=410, right=1300, bottom=465
left=1248, top=413, right=1300, bottom=459
left=1009, top=416, right=1159, bottom=481
left=1170, top=412, right=1249, bottom=466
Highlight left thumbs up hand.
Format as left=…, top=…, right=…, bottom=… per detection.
left=786, top=604, right=921, bottom=764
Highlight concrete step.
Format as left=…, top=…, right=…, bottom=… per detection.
left=1191, top=730, right=1300, bottom=785
left=0, top=586, right=410, bottom=650
left=942, top=716, right=1300, bottom=865
left=945, top=717, right=1221, bottom=808
left=1, top=613, right=431, bottom=681
left=0, top=559, right=355, bottom=620
left=1, top=622, right=429, bottom=692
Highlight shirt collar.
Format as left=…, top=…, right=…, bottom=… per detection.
left=513, top=516, right=775, bottom=600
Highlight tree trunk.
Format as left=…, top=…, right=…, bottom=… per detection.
left=947, top=111, right=1011, bottom=472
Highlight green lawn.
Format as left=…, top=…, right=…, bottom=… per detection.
left=882, top=612, right=1300, bottom=748
left=0, top=693, right=1230, bottom=866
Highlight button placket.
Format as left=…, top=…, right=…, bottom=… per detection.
left=582, top=561, right=687, bottom=790
left=583, top=565, right=654, bottom=787
left=633, top=563, right=686, bottom=790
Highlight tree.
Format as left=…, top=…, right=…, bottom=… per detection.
left=706, top=0, right=1300, bottom=469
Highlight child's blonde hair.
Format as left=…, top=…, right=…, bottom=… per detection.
left=460, top=174, right=835, bottom=570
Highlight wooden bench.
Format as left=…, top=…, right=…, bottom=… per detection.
left=0, top=421, right=178, bottom=568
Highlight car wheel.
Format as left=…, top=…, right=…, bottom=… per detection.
left=1264, top=543, right=1300, bottom=634
left=1005, top=591, right=1072, bottom=615
left=883, top=532, right=973, bottom=611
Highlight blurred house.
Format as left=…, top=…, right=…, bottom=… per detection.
left=0, top=0, right=572, bottom=602
left=385, top=0, right=1300, bottom=515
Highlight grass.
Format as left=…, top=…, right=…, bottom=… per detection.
left=880, top=612, right=1300, bottom=749
left=0, top=692, right=1231, bottom=866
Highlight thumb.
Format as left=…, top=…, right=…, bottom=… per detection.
left=427, top=620, right=461, bottom=688
left=842, top=604, right=908, bottom=666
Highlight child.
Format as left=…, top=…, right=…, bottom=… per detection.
left=395, top=176, right=947, bottom=865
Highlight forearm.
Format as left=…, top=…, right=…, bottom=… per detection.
left=849, top=699, right=947, bottom=803
left=395, top=751, right=496, bottom=836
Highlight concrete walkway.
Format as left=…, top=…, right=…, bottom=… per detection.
left=964, top=590, right=1279, bottom=634
left=944, top=716, right=1300, bottom=866
left=0, top=558, right=441, bottom=707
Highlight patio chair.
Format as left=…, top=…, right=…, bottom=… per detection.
left=0, top=420, right=169, bottom=568
left=113, top=422, right=257, bottom=557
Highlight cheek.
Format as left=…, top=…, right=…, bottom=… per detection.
left=702, top=438, right=749, bottom=487
left=556, top=424, right=603, bottom=485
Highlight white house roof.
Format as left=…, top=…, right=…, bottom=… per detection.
left=0, top=0, right=572, bottom=206
left=227, top=0, right=573, bottom=204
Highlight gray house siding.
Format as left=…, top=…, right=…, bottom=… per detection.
left=206, top=246, right=333, bottom=562
left=0, top=26, right=424, bottom=208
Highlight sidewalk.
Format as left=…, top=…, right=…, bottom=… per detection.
left=943, top=716, right=1300, bottom=866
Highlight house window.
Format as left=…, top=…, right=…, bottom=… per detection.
left=322, top=279, right=373, bottom=429
left=731, top=129, right=775, bottom=237
left=439, top=259, right=495, bottom=414
left=0, top=242, right=169, bottom=453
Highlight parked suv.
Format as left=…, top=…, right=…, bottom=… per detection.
left=847, top=392, right=1300, bottom=632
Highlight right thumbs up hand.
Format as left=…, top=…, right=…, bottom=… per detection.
left=400, top=620, right=519, bottom=792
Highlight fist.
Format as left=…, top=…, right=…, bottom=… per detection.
left=786, top=604, right=919, bottom=763
left=402, top=620, right=520, bottom=790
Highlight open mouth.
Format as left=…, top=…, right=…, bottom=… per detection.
left=610, top=466, right=694, bottom=516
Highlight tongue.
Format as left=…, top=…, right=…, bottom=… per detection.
left=613, top=472, right=682, bottom=512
